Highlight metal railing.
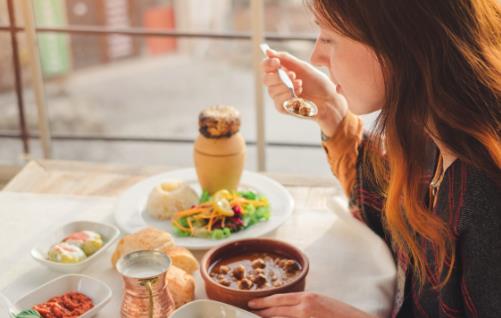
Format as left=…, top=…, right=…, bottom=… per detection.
left=0, top=0, right=318, bottom=169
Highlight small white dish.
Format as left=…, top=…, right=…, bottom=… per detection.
left=31, top=220, right=120, bottom=273
left=10, top=274, right=112, bottom=318
left=171, top=299, right=259, bottom=318
left=114, top=168, right=295, bottom=250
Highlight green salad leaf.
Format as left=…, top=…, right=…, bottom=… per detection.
left=15, top=310, right=41, bottom=318
left=238, top=191, right=258, bottom=200
left=173, top=227, right=191, bottom=237
left=199, top=191, right=211, bottom=203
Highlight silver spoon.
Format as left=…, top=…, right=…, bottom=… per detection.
left=259, top=43, right=318, bottom=119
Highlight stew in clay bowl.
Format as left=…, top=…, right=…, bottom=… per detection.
left=201, top=238, right=309, bottom=309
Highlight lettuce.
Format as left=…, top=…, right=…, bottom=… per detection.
left=256, top=206, right=270, bottom=221
left=238, top=191, right=258, bottom=200
left=210, top=227, right=232, bottom=240
left=199, top=191, right=211, bottom=203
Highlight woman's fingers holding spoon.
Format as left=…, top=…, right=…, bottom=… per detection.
left=263, top=71, right=298, bottom=87
left=264, top=69, right=300, bottom=92
left=267, top=79, right=303, bottom=98
left=262, top=57, right=281, bottom=72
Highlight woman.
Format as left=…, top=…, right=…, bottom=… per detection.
left=249, top=0, right=501, bottom=317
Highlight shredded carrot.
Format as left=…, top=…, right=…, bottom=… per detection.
left=172, top=220, right=190, bottom=232
left=187, top=218, right=193, bottom=234
left=221, top=217, right=226, bottom=228
left=175, top=208, right=210, bottom=217
left=192, top=214, right=214, bottom=220
left=207, top=210, right=217, bottom=232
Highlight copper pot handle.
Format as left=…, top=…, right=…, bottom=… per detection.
left=139, top=278, right=156, bottom=318
left=146, top=280, right=154, bottom=318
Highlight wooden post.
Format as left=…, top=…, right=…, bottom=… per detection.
left=19, top=0, right=52, bottom=158
left=251, top=0, right=266, bottom=171
left=6, top=0, right=30, bottom=157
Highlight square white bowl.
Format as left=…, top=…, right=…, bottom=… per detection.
left=10, top=274, right=112, bottom=318
left=31, top=220, right=120, bottom=273
left=171, top=299, right=260, bottom=318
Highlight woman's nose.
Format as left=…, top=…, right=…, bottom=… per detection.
left=310, top=40, right=328, bottom=67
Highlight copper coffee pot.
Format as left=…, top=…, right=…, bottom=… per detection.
left=117, top=250, right=175, bottom=318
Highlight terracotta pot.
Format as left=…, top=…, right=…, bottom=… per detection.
left=193, top=132, right=246, bottom=194
left=200, top=238, right=309, bottom=310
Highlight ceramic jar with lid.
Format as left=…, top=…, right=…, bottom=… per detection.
left=193, top=105, right=246, bottom=194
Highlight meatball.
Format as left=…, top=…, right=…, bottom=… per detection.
left=232, top=265, right=246, bottom=280
left=218, top=278, right=231, bottom=287
left=273, top=280, right=283, bottom=288
left=283, top=260, right=301, bottom=273
left=252, top=258, right=266, bottom=269
left=277, top=259, right=287, bottom=267
left=291, top=100, right=302, bottom=112
left=218, top=265, right=230, bottom=274
left=252, top=273, right=267, bottom=287
left=238, top=278, right=253, bottom=290
left=254, top=268, right=265, bottom=275
left=299, top=105, right=310, bottom=116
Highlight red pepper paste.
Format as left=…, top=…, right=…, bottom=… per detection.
left=33, top=291, right=94, bottom=318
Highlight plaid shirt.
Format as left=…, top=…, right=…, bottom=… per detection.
left=349, top=140, right=501, bottom=318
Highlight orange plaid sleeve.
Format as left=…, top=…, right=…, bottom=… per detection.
left=321, top=112, right=363, bottom=197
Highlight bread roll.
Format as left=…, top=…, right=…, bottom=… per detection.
left=163, top=246, right=199, bottom=274
left=111, top=227, right=175, bottom=268
left=166, top=265, right=195, bottom=308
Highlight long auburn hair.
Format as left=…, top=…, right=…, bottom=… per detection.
left=308, top=0, right=501, bottom=287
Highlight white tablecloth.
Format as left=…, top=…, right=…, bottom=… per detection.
left=0, top=191, right=396, bottom=318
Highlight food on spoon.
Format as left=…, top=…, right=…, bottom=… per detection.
left=284, top=97, right=314, bottom=117
left=47, top=242, right=87, bottom=263
left=171, top=189, right=271, bottom=239
left=209, top=252, right=302, bottom=290
left=63, top=230, right=103, bottom=255
left=146, top=181, right=198, bottom=220
left=31, top=291, right=93, bottom=318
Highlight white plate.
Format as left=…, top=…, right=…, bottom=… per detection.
left=10, top=274, right=112, bottom=318
left=114, top=168, right=294, bottom=250
left=171, top=299, right=259, bottom=318
left=31, top=220, right=120, bottom=273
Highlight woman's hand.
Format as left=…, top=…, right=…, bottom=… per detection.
left=249, top=292, right=376, bottom=318
left=261, top=49, right=348, bottom=137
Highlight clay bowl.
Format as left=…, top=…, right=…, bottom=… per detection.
left=200, top=238, right=309, bottom=309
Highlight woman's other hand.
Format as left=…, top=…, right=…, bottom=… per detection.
left=249, top=292, right=376, bottom=318
left=261, top=49, right=348, bottom=137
